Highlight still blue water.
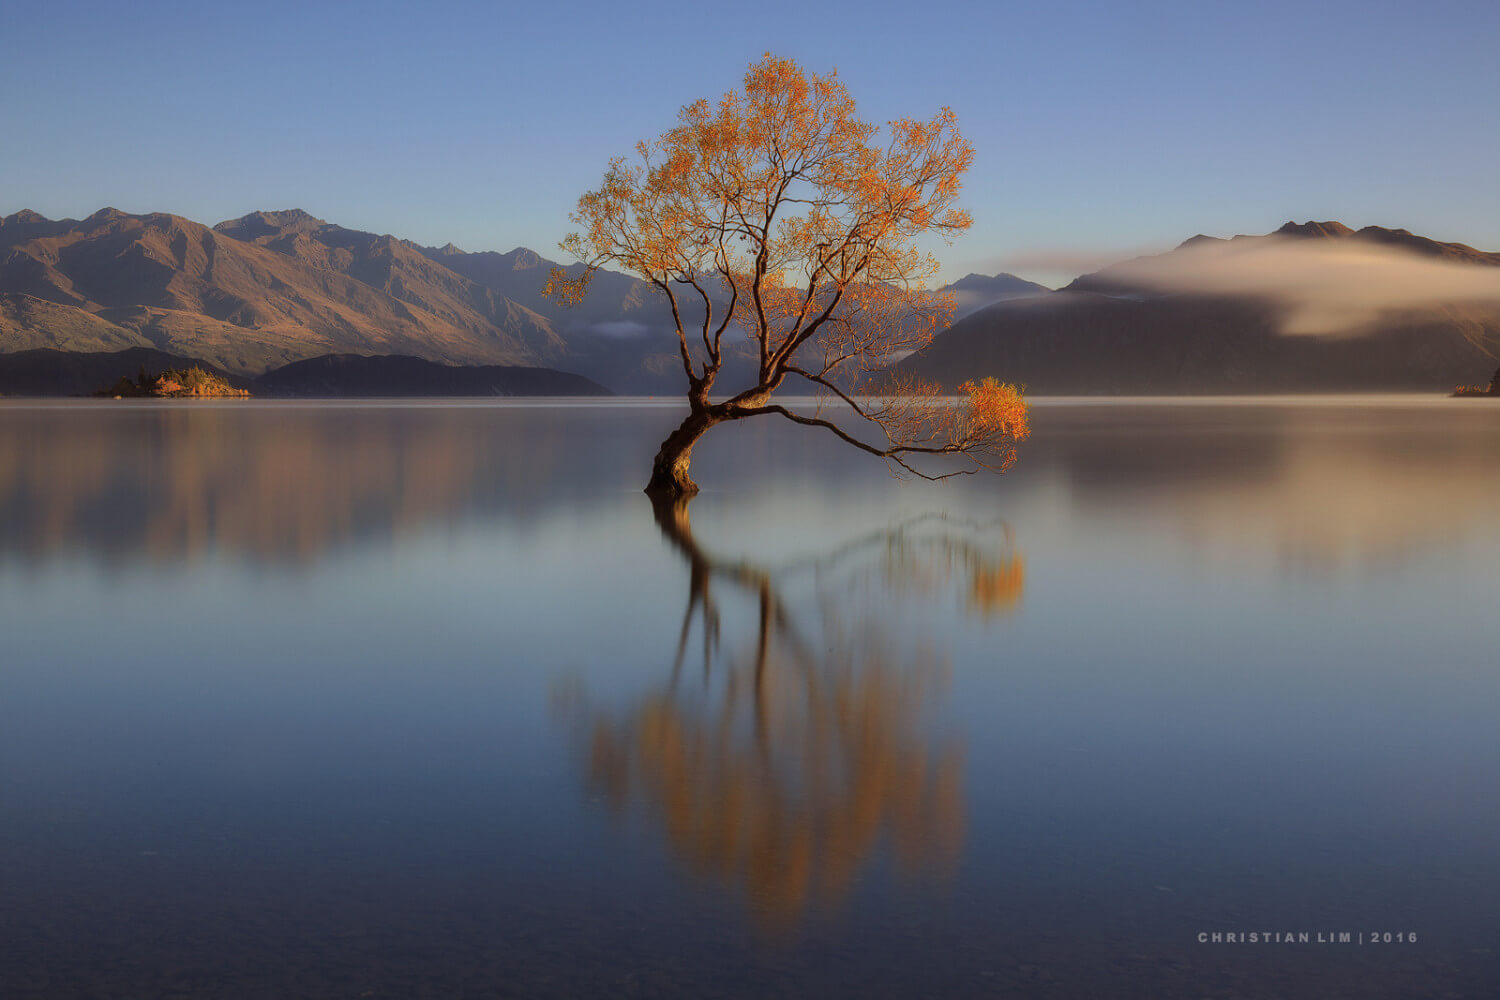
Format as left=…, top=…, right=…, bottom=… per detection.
left=1, top=397, right=1497, bottom=998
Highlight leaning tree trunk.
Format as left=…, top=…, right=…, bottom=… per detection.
left=645, top=406, right=720, bottom=498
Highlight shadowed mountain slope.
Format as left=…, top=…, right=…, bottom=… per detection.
left=252, top=353, right=610, bottom=397
left=0, top=347, right=250, bottom=396
left=0, top=347, right=610, bottom=398
left=211, top=209, right=701, bottom=392
left=0, top=209, right=568, bottom=376
left=895, top=222, right=1500, bottom=393
left=415, top=242, right=726, bottom=393
left=213, top=210, right=565, bottom=362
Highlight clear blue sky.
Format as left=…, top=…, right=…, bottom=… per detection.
left=4, top=0, right=1496, bottom=286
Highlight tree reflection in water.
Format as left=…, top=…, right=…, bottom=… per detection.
left=556, top=498, right=1023, bottom=930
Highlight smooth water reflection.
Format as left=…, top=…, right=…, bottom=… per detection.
left=554, top=501, right=1019, bottom=931
left=1, top=397, right=1498, bottom=998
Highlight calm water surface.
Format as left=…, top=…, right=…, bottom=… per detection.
left=1, top=397, right=1497, bottom=998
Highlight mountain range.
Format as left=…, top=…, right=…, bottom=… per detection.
left=0, top=207, right=569, bottom=375
left=0, top=207, right=1056, bottom=394
left=894, top=221, right=1500, bottom=393
left=3, top=208, right=1497, bottom=394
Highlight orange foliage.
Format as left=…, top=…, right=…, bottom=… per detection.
left=553, top=54, right=1024, bottom=487
left=554, top=507, right=1017, bottom=930
left=578, top=627, right=964, bottom=932
left=969, top=555, right=1026, bottom=617
left=876, top=514, right=1026, bottom=617
left=958, top=378, right=1030, bottom=440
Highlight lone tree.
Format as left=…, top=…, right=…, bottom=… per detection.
left=551, top=55, right=1027, bottom=498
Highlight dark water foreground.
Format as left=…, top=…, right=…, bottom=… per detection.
left=1, top=396, right=1497, bottom=999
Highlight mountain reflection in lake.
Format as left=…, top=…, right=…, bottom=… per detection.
left=1, top=397, right=1498, bottom=998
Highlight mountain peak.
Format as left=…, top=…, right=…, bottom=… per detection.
left=214, top=209, right=327, bottom=241
left=942, top=272, right=1049, bottom=295
left=249, top=208, right=323, bottom=227
left=3, top=209, right=50, bottom=226
left=1275, top=220, right=1354, bottom=239
left=85, top=207, right=128, bottom=224
left=434, top=242, right=465, bottom=256
left=938, top=272, right=1051, bottom=318
left=502, top=248, right=545, bottom=270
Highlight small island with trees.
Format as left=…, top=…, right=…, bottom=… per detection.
left=1453, top=366, right=1500, bottom=397
left=95, top=366, right=251, bottom=399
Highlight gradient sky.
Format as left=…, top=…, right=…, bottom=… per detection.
left=3, top=0, right=1496, bottom=286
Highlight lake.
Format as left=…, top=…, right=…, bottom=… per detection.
left=1, top=396, right=1497, bottom=998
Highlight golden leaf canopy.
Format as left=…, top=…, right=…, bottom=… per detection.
left=555, top=54, right=1025, bottom=495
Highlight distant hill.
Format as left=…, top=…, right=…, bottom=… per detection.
left=416, top=244, right=656, bottom=329
left=0, top=347, right=609, bottom=397
left=939, top=272, right=1049, bottom=318
left=0, top=347, right=250, bottom=396
left=894, top=221, right=1500, bottom=393
left=413, top=241, right=741, bottom=394
left=252, top=354, right=610, bottom=397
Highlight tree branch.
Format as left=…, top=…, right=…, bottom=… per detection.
left=653, top=277, right=699, bottom=386
left=733, top=404, right=988, bottom=481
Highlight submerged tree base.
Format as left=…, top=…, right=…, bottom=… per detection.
left=644, top=475, right=700, bottom=499
left=643, top=406, right=719, bottom=499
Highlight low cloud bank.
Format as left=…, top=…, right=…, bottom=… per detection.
left=947, top=287, right=1047, bottom=317
left=1095, top=237, right=1500, bottom=335
left=995, top=246, right=1166, bottom=277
